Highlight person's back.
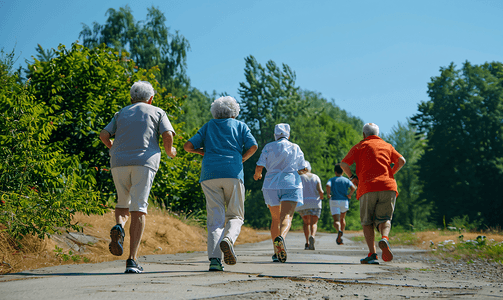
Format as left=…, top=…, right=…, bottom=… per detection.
left=346, top=135, right=400, bottom=199
left=299, top=173, right=322, bottom=208
left=327, top=176, right=353, bottom=201
left=109, top=102, right=171, bottom=171
left=194, top=118, right=256, bottom=181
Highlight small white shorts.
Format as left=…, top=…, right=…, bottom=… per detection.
left=263, top=188, right=303, bottom=207
left=111, top=166, right=157, bottom=213
left=330, top=199, right=349, bottom=215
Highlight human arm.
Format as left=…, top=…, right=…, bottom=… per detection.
left=325, top=184, right=331, bottom=200
left=340, top=162, right=358, bottom=186
left=183, top=140, right=204, bottom=156
left=254, top=165, right=264, bottom=181
left=99, top=130, right=113, bottom=149
left=242, top=145, right=258, bottom=163
left=392, top=157, right=406, bottom=175
left=348, top=185, right=356, bottom=200
left=317, top=181, right=324, bottom=200
left=162, top=131, right=177, bottom=158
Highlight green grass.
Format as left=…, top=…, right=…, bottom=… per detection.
left=434, top=236, right=503, bottom=264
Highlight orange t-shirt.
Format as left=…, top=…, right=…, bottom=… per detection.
left=342, top=135, right=402, bottom=199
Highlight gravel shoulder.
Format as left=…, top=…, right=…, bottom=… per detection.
left=1, top=232, right=502, bottom=300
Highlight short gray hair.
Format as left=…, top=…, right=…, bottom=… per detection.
left=363, top=123, right=379, bottom=137
left=130, top=81, right=155, bottom=103
left=210, top=96, right=240, bottom=119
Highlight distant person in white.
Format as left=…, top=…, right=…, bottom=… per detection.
left=295, top=161, right=324, bottom=250
left=254, top=123, right=307, bottom=263
left=100, top=81, right=176, bottom=274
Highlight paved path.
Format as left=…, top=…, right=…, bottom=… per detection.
left=0, top=232, right=466, bottom=299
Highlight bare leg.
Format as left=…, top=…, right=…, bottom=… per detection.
left=115, top=207, right=129, bottom=227
left=309, top=215, right=319, bottom=237
left=363, top=224, right=377, bottom=254
left=378, top=220, right=391, bottom=238
left=279, top=201, right=297, bottom=238
left=340, top=212, right=347, bottom=232
left=129, top=211, right=146, bottom=261
left=332, top=214, right=341, bottom=232
left=268, top=205, right=280, bottom=242
left=302, top=215, right=311, bottom=243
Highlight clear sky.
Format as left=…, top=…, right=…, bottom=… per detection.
left=1, top=0, right=502, bottom=136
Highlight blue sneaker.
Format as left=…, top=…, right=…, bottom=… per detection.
left=109, top=224, right=124, bottom=256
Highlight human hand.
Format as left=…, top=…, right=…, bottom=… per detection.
left=254, top=173, right=262, bottom=181
left=169, top=147, right=177, bottom=158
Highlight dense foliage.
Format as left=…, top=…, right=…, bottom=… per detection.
left=412, top=62, right=503, bottom=228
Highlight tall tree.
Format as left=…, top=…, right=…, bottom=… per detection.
left=383, top=120, right=429, bottom=230
left=79, top=5, right=190, bottom=96
left=411, top=61, right=503, bottom=228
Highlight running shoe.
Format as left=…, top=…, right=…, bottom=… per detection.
left=308, top=236, right=315, bottom=250
left=109, top=224, right=125, bottom=256
left=272, top=254, right=279, bottom=262
left=209, top=258, right=224, bottom=271
left=336, top=231, right=344, bottom=245
left=219, top=237, right=237, bottom=265
left=273, top=236, right=287, bottom=263
left=304, top=243, right=309, bottom=250
left=125, top=258, right=143, bottom=273
left=360, top=253, right=379, bottom=264
left=379, top=238, right=394, bottom=262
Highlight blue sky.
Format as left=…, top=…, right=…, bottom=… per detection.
left=1, top=0, right=502, bottom=136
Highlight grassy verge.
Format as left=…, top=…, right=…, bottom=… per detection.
left=350, top=229, right=503, bottom=264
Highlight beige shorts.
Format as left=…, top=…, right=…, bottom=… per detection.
left=111, top=166, right=157, bottom=213
left=359, top=190, right=396, bottom=228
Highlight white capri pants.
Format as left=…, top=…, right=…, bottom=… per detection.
left=201, top=178, right=245, bottom=259
left=111, top=166, right=157, bottom=213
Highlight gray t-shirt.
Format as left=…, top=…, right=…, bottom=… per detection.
left=104, top=102, right=175, bottom=171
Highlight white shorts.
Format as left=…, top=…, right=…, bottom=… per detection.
left=111, top=166, right=157, bottom=213
left=330, top=200, right=349, bottom=215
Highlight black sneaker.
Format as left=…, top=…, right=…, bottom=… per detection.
left=273, top=236, right=287, bottom=263
left=272, top=254, right=279, bottom=262
left=125, top=259, right=143, bottom=273
left=336, top=231, right=344, bottom=245
left=308, top=236, right=315, bottom=250
left=209, top=258, right=224, bottom=271
left=304, top=243, right=309, bottom=250
left=360, top=253, right=379, bottom=265
left=219, top=237, right=237, bottom=265
left=109, top=224, right=125, bottom=256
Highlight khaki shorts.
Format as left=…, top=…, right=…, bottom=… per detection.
left=112, top=166, right=157, bottom=213
left=359, top=191, right=396, bottom=229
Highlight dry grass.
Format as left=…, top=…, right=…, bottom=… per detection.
left=0, top=209, right=269, bottom=274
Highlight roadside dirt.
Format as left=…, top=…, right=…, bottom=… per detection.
left=0, top=208, right=269, bottom=274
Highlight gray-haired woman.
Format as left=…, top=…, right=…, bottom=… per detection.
left=184, top=96, right=258, bottom=271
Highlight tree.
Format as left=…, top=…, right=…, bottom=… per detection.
left=79, top=5, right=191, bottom=96
left=237, top=55, right=363, bottom=229
left=177, top=88, right=215, bottom=133
left=0, top=49, right=106, bottom=239
left=383, top=120, right=429, bottom=230
left=411, top=61, right=503, bottom=228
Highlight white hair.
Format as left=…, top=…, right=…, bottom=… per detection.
left=363, top=123, right=379, bottom=137
left=210, top=96, right=240, bottom=119
left=130, top=81, right=155, bottom=103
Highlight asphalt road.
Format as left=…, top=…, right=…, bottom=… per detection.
left=1, top=232, right=500, bottom=299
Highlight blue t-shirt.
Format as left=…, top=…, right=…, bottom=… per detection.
left=326, top=176, right=354, bottom=201
left=188, top=118, right=257, bottom=182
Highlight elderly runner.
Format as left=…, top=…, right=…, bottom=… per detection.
left=254, top=123, right=307, bottom=263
